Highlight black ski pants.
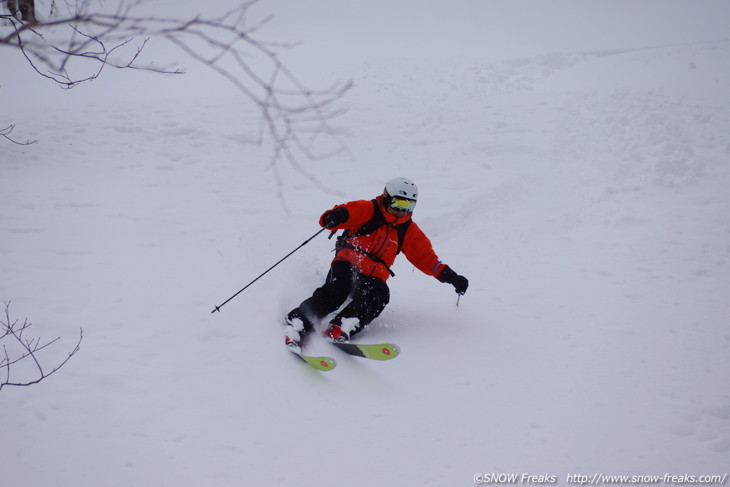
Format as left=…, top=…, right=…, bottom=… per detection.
left=297, top=260, right=390, bottom=338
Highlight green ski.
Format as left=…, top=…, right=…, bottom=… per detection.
left=331, top=342, right=400, bottom=361
left=289, top=349, right=337, bottom=371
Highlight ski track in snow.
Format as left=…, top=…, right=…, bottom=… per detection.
left=2, top=3, right=730, bottom=486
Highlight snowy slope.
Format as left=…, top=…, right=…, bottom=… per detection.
left=2, top=1, right=730, bottom=486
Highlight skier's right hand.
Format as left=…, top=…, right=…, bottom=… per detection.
left=321, top=207, right=349, bottom=228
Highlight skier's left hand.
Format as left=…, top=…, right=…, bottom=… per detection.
left=451, top=274, right=469, bottom=295
left=438, top=266, right=469, bottom=295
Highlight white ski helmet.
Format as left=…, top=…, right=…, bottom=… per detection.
left=384, top=177, right=418, bottom=201
left=384, top=177, right=418, bottom=213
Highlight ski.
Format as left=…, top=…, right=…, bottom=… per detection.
left=288, top=348, right=337, bottom=371
left=331, top=342, right=401, bottom=361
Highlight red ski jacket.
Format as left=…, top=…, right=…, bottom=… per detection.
left=319, top=196, right=447, bottom=282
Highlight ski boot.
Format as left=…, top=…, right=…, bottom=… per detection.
left=284, top=308, right=313, bottom=354
left=323, top=324, right=349, bottom=343
left=324, top=316, right=360, bottom=343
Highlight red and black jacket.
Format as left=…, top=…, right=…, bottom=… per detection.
left=319, top=196, right=447, bottom=282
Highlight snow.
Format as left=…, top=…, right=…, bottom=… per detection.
left=2, top=0, right=730, bottom=485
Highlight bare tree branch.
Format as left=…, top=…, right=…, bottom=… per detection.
left=1, top=1, right=352, bottom=195
left=1, top=124, right=37, bottom=145
left=1, top=301, right=83, bottom=391
left=7, top=0, right=37, bottom=23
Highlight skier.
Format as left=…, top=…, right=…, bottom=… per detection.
left=284, top=177, right=469, bottom=352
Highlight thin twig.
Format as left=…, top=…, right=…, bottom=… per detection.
left=1, top=2, right=352, bottom=194
left=0, top=125, right=37, bottom=145
left=0, top=301, right=83, bottom=391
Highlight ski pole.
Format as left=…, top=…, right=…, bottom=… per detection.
left=211, top=227, right=329, bottom=314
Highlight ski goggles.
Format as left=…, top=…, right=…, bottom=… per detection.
left=389, top=196, right=417, bottom=213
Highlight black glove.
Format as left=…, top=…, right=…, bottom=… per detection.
left=322, top=207, right=349, bottom=228
left=438, top=266, right=469, bottom=295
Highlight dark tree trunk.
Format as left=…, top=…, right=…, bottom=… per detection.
left=7, top=0, right=36, bottom=22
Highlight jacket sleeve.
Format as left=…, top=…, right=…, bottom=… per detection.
left=400, top=221, right=447, bottom=278
left=319, top=200, right=375, bottom=230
